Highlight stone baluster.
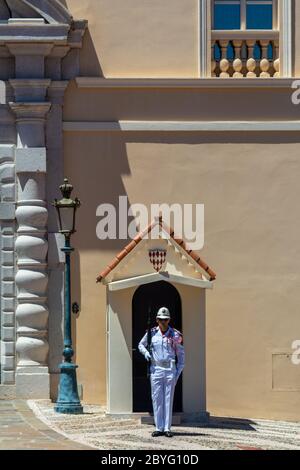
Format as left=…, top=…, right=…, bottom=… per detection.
left=9, top=99, right=51, bottom=398
left=246, top=40, right=257, bottom=78
left=260, top=40, right=271, bottom=77
left=232, top=40, right=243, bottom=78
left=219, top=40, right=230, bottom=78
left=219, top=59, right=230, bottom=78
left=219, top=40, right=227, bottom=60
left=260, top=40, right=269, bottom=60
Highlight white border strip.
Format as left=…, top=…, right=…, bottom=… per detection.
left=281, top=0, right=293, bottom=77
left=198, top=0, right=209, bottom=78
left=63, top=120, right=300, bottom=133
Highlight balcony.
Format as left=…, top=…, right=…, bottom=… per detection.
left=211, top=30, right=280, bottom=78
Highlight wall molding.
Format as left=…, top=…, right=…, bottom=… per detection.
left=63, top=120, right=300, bottom=133
left=75, top=77, right=296, bottom=89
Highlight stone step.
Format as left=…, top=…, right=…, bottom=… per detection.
left=141, top=415, right=181, bottom=426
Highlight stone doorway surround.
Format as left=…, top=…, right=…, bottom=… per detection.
left=97, top=216, right=216, bottom=421
left=0, top=0, right=87, bottom=399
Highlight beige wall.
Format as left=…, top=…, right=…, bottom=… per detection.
left=61, top=0, right=300, bottom=420
left=64, top=130, right=300, bottom=419
left=64, top=0, right=198, bottom=77
left=63, top=0, right=300, bottom=78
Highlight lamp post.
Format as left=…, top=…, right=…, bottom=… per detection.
left=53, top=178, right=83, bottom=414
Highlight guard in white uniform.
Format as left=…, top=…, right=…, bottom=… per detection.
left=138, top=307, right=185, bottom=438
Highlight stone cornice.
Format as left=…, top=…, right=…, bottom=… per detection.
left=0, top=23, right=70, bottom=45
left=7, top=43, right=54, bottom=56
left=48, top=45, right=70, bottom=59
left=75, top=77, right=297, bottom=90
left=9, top=102, right=51, bottom=120
left=68, top=20, right=88, bottom=49
left=47, top=80, right=69, bottom=104
left=0, top=21, right=87, bottom=50
left=63, top=120, right=300, bottom=133
left=9, top=79, right=51, bottom=101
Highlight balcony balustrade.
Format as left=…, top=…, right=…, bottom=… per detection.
left=211, top=31, right=280, bottom=78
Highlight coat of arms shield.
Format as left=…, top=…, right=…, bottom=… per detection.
left=149, top=249, right=167, bottom=272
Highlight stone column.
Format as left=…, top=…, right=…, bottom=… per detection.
left=9, top=101, right=51, bottom=398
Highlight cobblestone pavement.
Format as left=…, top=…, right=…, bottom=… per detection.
left=0, top=400, right=91, bottom=450
left=28, top=400, right=300, bottom=451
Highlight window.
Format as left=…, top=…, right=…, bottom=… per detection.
left=213, top=0, right=275, bottom=30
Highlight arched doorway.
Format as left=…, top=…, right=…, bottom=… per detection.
left=132, top=281, right=183, bottom=413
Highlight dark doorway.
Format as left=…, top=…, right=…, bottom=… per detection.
left=132, top=281, right=183, bottom=413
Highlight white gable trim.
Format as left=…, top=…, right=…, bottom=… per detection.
left=101, top=220, right=212, bottom=284
left=107, top=271, right=213, bottom=291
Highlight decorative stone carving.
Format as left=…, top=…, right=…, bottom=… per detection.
left=9, top=100, right=50, bottom=397
left=0, top=145, right=16, bottom=386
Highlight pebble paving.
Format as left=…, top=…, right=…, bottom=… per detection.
left=28, top=400, right=300, bottom=451
left=0, top=400, right=90, bottom=450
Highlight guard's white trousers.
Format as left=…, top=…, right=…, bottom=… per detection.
left=150, top=366, right=177, bottom=432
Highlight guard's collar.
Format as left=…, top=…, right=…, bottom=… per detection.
left=158, top=325, right=171, bottom=336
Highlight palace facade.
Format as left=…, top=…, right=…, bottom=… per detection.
left=0, top=0, right=300, bottom=422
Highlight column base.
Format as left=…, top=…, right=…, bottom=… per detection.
left=55, top=362, right=83, bottom=414
left=16, top=366, right=50, bottom=399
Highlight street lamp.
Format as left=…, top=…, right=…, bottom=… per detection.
left=53, top=178, right=83, bottom=414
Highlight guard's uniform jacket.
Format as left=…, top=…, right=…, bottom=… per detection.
left=138, top=326, right=185, bottom=432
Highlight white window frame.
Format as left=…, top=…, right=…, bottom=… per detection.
left=280, top=0, right=292, bottom=77
left=198, top=0, right=292, bottom=77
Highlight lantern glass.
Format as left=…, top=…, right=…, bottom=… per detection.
left=57, top=206, right=76, bottom=234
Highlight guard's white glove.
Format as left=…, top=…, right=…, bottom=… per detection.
left=145, top=351, right=151, bottom=362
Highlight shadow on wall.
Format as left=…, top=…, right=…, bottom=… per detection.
left=61, top=0, right=103, bottom=77
left=78, top=29, right=104, bottom=77
left=63, top=129, right=300, bottom=256
left=63, top=131, right=135, bottom=253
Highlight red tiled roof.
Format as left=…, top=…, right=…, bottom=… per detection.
left=96, top=216, right=216, bottom=283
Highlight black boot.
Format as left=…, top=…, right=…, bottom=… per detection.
left=152, top=431, right=164, bottom=437
left=164, top=431, right=174, bottom=438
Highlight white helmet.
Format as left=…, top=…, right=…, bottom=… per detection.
left=156, top=307, right=171, bottom=319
